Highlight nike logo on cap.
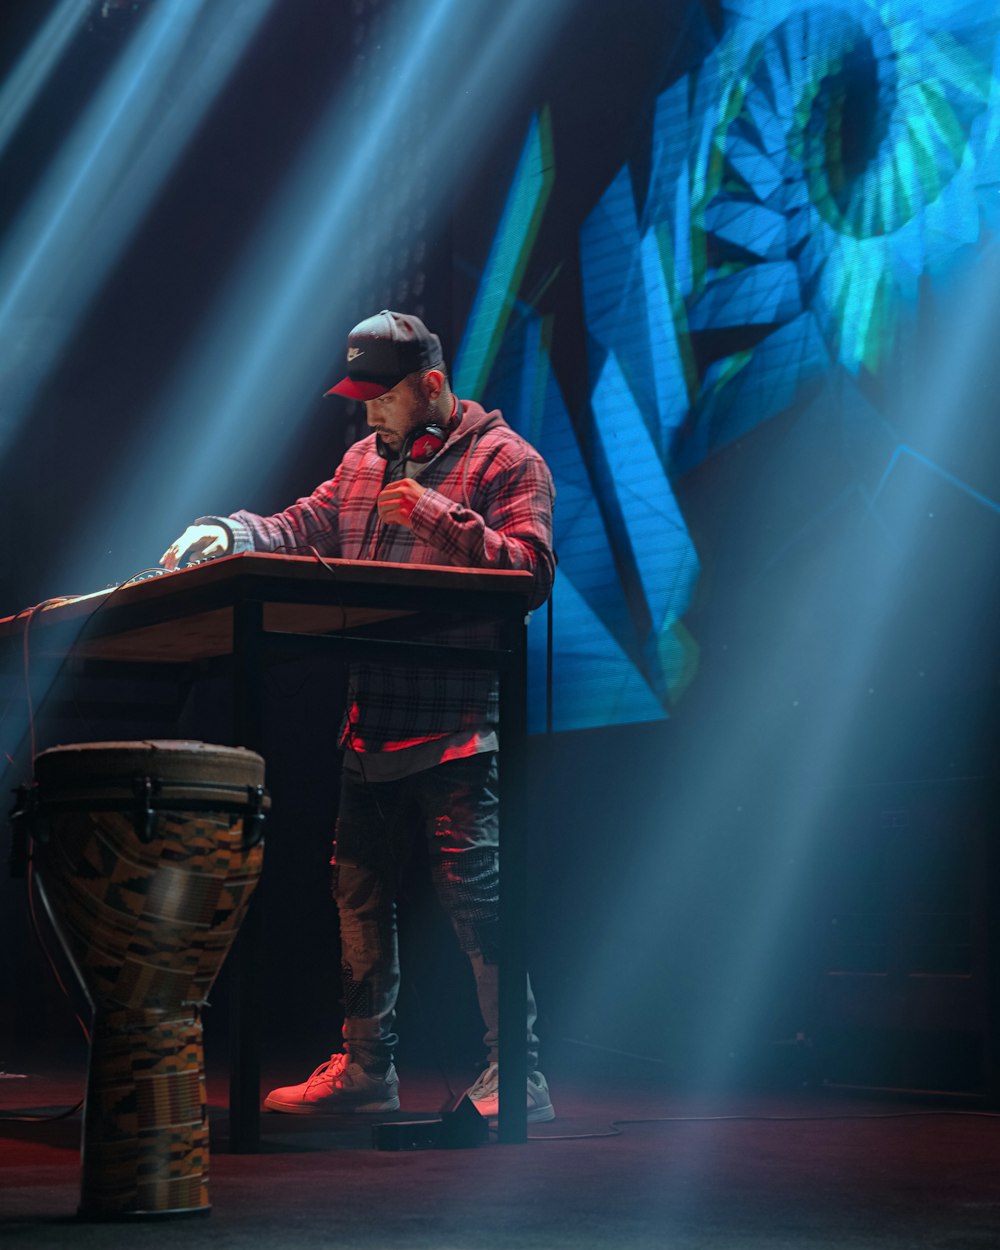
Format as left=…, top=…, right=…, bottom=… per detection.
left=347, top=347, right=364, bottom=362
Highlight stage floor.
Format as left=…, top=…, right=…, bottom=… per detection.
left=3, top=1045, right=1000, bottom=1249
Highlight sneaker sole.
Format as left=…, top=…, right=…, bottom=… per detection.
left=262, top=1096, right=401, bottom=1115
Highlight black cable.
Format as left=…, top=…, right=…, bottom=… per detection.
left=18, top=568, right=176, bottom=766
left=0, top=1097, right=83, bottom=1124
left=19, top=595, right=84, bottom=766
left=12, top=547, right=487, bottom=1119
left=545, top=570, right=554, bottom=735
left=0, top=843, right=91, bottom=1124
left=3, top=565, right=183, bottom=1126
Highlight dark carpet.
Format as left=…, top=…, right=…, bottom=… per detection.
left=3, top=1046, right=1000, bottom=1249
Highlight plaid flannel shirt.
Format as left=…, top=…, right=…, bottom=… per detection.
left=219, top=400, right=555, bottom=753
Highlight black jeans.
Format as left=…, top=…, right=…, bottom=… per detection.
left=332, top=752, right=539, bottom=1071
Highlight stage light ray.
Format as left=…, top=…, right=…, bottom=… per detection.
left=435, top=0, right=573, bottom=152
left=692, top=273, right=1000, bottom=1107
left=0, top=0, right=87, bottom=162
left=593, top=244, right=1000, bottom=1098
left=58, top=0, right=578, bottom=588
left=0, top=0, right=584, bottom=826
left=1, top=0, right=581, bottom=947
left=547, top=2, right=1000, bottom=1106
left=0, top=0, right=274, bottom=456
left=0, top=0, right=200, bottom=327
left=74, top=0, right=463, bottom=553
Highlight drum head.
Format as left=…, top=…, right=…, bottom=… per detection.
left=34, top=740, right=265, bottom=792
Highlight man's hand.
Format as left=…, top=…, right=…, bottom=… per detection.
left=160, top=523, right=231, bottom=570
left=376, top=478, right=425, bottom=528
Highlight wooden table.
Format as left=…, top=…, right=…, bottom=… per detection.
left=0, top=553, right=534, bottom=1149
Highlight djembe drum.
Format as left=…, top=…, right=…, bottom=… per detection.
left=24, top=740, right=268, bottom=1220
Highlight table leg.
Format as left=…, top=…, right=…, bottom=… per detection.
left=498, top=614, right=528, bottom=1143
left=228, top=599, right=264, bottom=1153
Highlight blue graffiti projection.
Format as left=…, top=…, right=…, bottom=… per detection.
left=456, top=0, right=1000, bottom=733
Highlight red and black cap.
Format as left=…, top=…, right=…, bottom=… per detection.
left=325, top=310, right=444, bottom=401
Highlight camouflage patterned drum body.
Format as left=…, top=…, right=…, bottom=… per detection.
left=30, top=740, right=268, bottom=1220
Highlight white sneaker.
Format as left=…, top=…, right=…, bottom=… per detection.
left=263, top=1054, right=400, bottom=1114
left=466, top=1062, right=555, bottom=1123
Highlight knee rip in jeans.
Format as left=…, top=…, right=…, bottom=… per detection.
left=331, top=858, right=382, bottom=908
left=432, top=848, right=499, bottom=962
left=341, top=959, right=374, bottom=1019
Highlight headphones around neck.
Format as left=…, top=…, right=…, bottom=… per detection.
left=376, top=422, right=448, bottom=464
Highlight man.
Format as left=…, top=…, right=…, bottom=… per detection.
left=162, top=310, right=556, bottom=1122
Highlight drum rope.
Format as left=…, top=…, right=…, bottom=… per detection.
left=11, top=566, right=177, bottom=772
left=0, top=853, right=89, bottom=1124
left=8, top=573, right=260, bottom=1130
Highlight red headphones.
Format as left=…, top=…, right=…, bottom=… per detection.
left=376, top=423, right=447, bottom=464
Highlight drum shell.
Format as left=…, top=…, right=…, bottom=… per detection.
left=31, top=740, right=267, bottom=1016
left=28, top=740, right=268, bottom=1219
left=80, top=1013, right=209, bottom=1219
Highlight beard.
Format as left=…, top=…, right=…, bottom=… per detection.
left=371, top=374, right=452, bottom=460
left=392, top=388, right=440, bottom=451
left=406, top=385, right=439, bottom=433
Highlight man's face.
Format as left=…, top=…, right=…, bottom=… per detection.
left=365, top=374, right=435, bottom=453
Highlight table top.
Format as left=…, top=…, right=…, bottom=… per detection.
left=0, top=553, right=535, bottom=664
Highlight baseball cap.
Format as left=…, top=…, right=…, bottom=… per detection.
left=325, top=310, right=444, bottom=401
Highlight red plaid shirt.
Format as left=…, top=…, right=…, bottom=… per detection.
left=220, top=401, right=555, bottom=752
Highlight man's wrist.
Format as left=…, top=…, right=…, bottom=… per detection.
left=194, top=516, right=235, bottom=552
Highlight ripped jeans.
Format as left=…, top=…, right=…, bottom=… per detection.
left=331, top=751, right=539, bottom=1073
